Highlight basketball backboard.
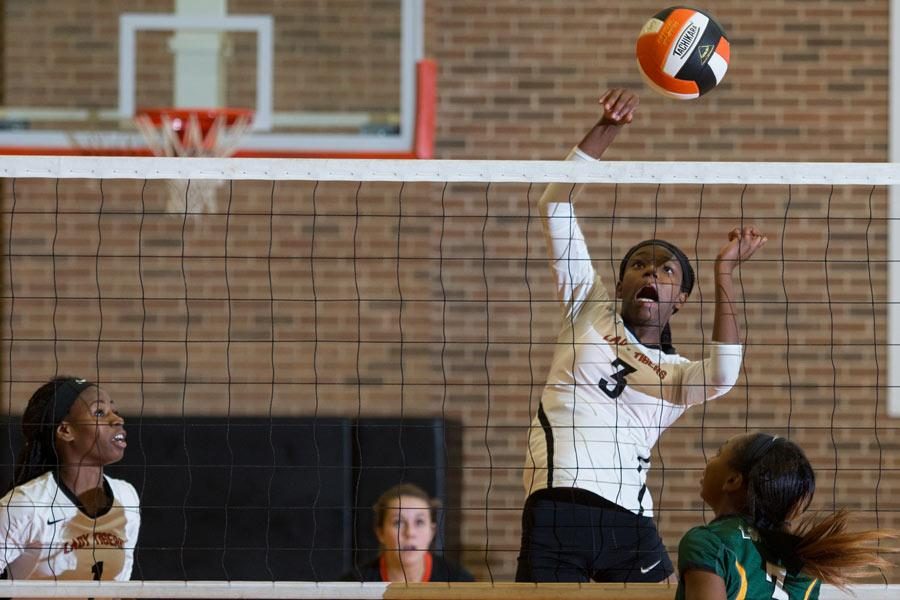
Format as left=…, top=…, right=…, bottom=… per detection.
left=0, top=0, right=433, bottom=158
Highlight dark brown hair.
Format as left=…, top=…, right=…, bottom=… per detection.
left=729, top=433, right=896, bottom=587
left=372, top=483, right=441, bottom=530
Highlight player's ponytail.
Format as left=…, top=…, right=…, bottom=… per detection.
left=790, top=509, right=895, bottom=588
left=7, top=376, right=95, bottom=492
left=730, top=433, right=896, bottom=587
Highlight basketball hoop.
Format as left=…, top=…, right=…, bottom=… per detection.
left=134, top=107, right=254, bottom=213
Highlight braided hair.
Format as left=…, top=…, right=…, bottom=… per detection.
left=9, top=376, right=96, bottom=492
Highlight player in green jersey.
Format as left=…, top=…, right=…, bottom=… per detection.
left=677, top=433, right=895, bottom=599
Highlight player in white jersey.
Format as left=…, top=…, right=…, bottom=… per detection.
left=0, top=377, right=140, bottom=582
left=516, top=89, right=767, bottom=583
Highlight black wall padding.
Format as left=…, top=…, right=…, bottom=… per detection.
left=350, top=419, right=461, bottom=567
left=108, top=418, right=353, bottom=581
left=0, top=416, right=457, bottom=582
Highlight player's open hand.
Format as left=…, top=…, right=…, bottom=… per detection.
left=599, top=89, right=639, bottom=126
left=716, top=226, right=767, bottom=274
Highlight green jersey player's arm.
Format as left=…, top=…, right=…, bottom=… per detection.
left=681, top=569, right=728, bottom=600
left=677, top=525, right=731, bottom=599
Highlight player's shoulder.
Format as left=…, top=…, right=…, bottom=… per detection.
left=0, top=471, right=55, bottom=516
left=703, top=516, right=759, bottom=552
left=7, top=470, right=56, bottom=499
left=682, top=516, right=750, bottom=551
left=680, top=523, right=721, bottom=551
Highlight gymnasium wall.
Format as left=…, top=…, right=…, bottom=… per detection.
left=1, top=0, right=897, bottom=582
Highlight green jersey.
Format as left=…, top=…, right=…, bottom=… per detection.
left=675, top=516, right=820, bottom=600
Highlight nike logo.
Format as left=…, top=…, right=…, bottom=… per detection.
left=640, top=560, right=662, bottom=574
left=46, top=518, right=64, bottom=525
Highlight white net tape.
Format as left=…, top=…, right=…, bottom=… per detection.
left=0, top=581, right=893, bottom=599
left=4, top=156, right=900, bottom=183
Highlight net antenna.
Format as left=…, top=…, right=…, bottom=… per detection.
left=134, top=107, right=254, bottom=213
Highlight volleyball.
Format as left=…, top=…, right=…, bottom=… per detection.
left=636, top=6, right=730, bottom=100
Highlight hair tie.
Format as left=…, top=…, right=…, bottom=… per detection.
left=756, top=528, right=805, bottom=576
left=744, top=434, right=780, bottom=465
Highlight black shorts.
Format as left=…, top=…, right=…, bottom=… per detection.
left=515, top=487, right=674, bottom=583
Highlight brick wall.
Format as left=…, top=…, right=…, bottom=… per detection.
left=228, top=0, right=401, bottom=116
left=2, top=0, right=898, bottom=584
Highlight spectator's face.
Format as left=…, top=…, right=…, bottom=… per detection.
left=376, top=495, right=436, bottom=561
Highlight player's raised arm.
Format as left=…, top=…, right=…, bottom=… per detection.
left=538, top=89, right=640, bottom=309
left=537, top=88, right=639, bottom=215
left=576, top=88, right=639, bottom=159
left=712, top=226, right=768, bottom=344
left=671, top=227, right=766, bottom=406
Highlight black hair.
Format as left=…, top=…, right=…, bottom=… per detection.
left=727, top=433, right=896, bottom=585
left=9, top=376, right=96, bottom=492
left=728, top=433, right=814, bottom=532
left=618, top=239, right=695, bottom=353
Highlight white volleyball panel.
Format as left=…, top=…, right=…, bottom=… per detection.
left=662, top=12, right=709, bottom=77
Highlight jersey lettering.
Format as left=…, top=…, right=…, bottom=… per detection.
left=765, top=562, right=789, bottom=600
left=598, top=357, right=637, bottom=398
left=91, top=561, right=104, bottom=581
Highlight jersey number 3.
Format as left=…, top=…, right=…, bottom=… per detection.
left=599, top=358, right=637, bottom=398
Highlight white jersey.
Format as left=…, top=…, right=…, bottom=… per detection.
left=0, top=471, right=140, bottom=581
left=524, top=147, right=743, bottom=516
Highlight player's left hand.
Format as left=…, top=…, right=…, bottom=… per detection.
left=716, top=226, right=767, bottom=274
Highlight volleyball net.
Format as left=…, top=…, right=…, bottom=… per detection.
left=0, top=156, right=898, bottom=598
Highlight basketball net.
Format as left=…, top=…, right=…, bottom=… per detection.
left=134, top=108, right=254, bottom=214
